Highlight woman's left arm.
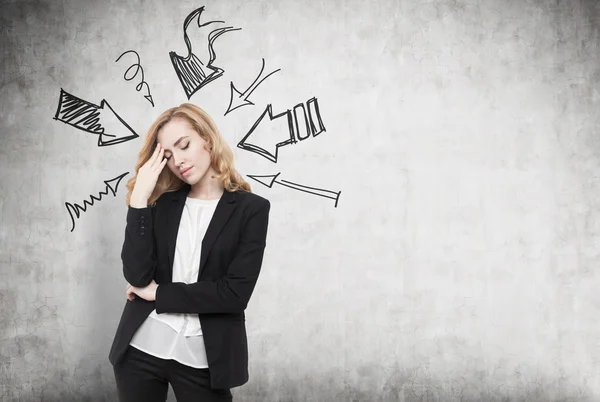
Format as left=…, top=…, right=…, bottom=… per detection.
left=154, top=198, right=271, bottom=314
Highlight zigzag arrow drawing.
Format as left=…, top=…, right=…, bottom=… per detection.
left=65, top=172, right=129, bottom=232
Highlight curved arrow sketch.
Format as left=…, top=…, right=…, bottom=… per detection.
left=53, top=88, right=139, bottom=146
left=115, top=50, right=155, bottom=107
left=247, top=172, right=341, bottom=208
left=225, top=58, right=281, bottom=116
left=170, top=6, right=241, bottom=99
left=65, top=172, right=129, bottom=232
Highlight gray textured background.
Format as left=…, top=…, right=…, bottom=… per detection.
left=1, top=0, right=600, bottom=401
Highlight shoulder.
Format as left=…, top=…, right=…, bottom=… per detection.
left=234, top=191, right=270, bottom=228
left=233, top=190, right=270, bottom=210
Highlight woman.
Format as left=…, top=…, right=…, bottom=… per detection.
left=108, top=103, right=271, bottom=402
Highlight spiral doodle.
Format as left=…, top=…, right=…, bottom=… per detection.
left=116, top=50, right=155, bottom=107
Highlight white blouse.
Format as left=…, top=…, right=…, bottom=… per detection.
left=129, top=196, right=220, bottom=368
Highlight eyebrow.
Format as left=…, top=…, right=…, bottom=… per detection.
left=163, top=136, right=188, bottom=152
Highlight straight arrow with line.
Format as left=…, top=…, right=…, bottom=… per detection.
left=247, top=172, right=341, bottom=208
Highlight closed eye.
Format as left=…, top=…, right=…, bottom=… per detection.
left=164, top=143, right=189, bottom=160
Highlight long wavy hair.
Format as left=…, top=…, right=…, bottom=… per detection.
left=125, top=103, right=251, bottom=206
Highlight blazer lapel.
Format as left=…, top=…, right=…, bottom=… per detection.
left=164, top=184, right=237, bottom=281
left=165, top=184, right=191, bottom=280
left=198, top=189, right=236, bottom=279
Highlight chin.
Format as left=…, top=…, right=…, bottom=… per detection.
left=187, top=176, right=202, bottom=185
left=177, top=174, right=191, bottom=184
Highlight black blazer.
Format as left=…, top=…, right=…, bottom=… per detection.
left=108, top=184, right=270, bottom=389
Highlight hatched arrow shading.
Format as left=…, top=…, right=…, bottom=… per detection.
left=170, top=6, right=241, bottom=99
left=53, top=88, right=139, bottom=146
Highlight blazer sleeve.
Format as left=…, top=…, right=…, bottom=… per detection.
left=121, top=204, right=158, bottom=288
left=154, top=198, right=270, bottom=314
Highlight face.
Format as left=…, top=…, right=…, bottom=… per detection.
left=156, top=117, right=213, bottom=185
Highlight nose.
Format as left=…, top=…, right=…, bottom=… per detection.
left=171, top=153, right=184, bottom=168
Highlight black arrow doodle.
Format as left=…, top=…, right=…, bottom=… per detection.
left=170, top=6, right=241, bottom=99
left=225, top=58, right=280, bottom=116
left=115, top=50, right=155, bottom=107
left=53, top=89, right=139, bottom=146
left=247, top=172, right=341, bottom=208
left=238, top=97, right=325, bottom=163
left=65, top=172, right=129, bottom=232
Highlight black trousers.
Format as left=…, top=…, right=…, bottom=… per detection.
left=113, top=345, right=233, bottom=402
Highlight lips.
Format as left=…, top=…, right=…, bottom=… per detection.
left=180, top=167, right=192, bottom=175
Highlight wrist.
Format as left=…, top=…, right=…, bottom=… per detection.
left=130, top=193, right=148, bottom=208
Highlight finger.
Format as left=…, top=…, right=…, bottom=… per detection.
left=151, top=154, right=167, bottom=175
left=146, top=143, right=161, bottom=167
left=149, top=145, right=164, bottom=171
left=151, top=143, right=161, bottom=160
left=152, top=148, right=165, bottom=171
left=158, top=156, right=168, bottom=171
left=126, top=288, right=135, bottom=301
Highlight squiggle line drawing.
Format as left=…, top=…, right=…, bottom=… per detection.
left=115, top=50, right=155, bottom=107
left=225, top=58, right=280, bottom=116
left=237, top=97, right=326, bottom=163
left=65, top=172, right=129, bottom=232
left=53, top=88, right=139, bottom=146
left=247, top=172, right=341, bottom=208
left=170, top=6, right=241, bottom=99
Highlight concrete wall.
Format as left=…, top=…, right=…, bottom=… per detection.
left=1, top=0, right=599, bottom=400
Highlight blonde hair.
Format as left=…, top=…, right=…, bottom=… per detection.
left=125, top=103, right=251, bottom=206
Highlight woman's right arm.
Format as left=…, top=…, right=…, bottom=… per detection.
left=121, top=143, right=167, bottom=287
left=121, top=203, right=157, bottom=288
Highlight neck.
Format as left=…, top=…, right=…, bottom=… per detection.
left=188, top=170, right=224, bottom=200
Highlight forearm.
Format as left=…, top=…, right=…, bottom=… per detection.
left=155, top=276, right=259, bottom=314
left=121, top=205, right=157, bottom=287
